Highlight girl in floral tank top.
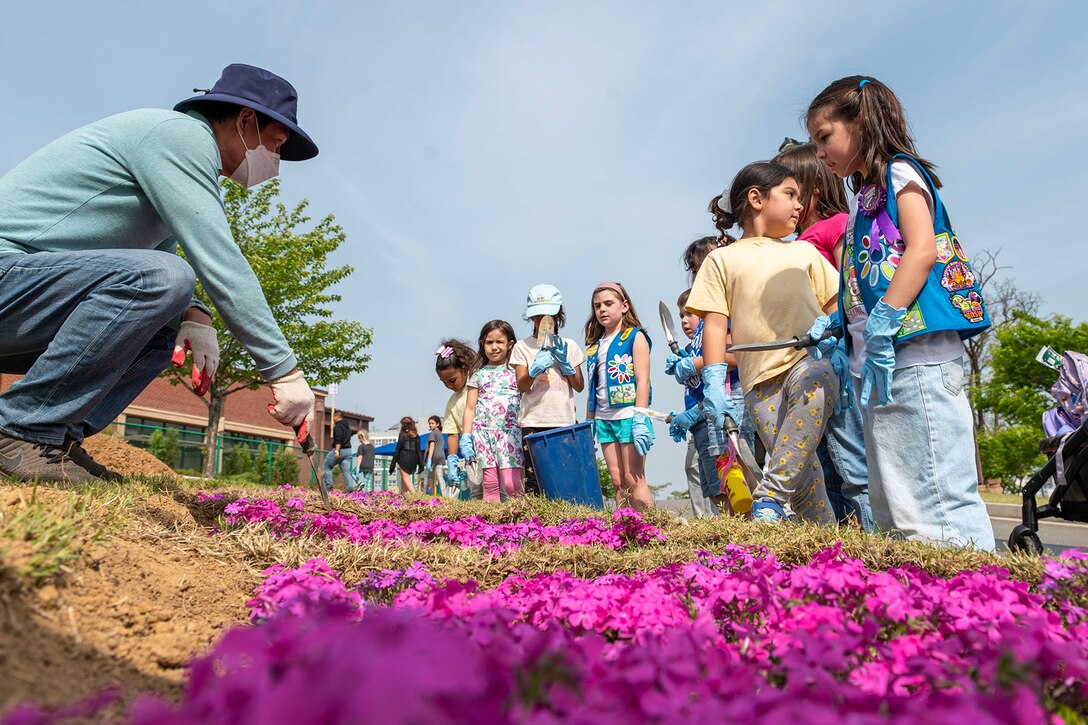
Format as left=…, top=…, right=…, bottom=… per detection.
left=459, top=320, right=523, bottom=501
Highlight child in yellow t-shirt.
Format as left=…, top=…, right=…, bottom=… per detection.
left=687, top=161, right=839, bottom=525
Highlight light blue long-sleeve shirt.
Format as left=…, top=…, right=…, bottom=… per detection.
left=0, top=108, right=296, bottom=379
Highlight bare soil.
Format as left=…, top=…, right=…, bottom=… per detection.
left=81, top=435, right=177, bottom=478
left=0, top=484, right=259, bottom=717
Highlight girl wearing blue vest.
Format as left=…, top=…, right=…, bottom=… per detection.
left=806, top=75, right=994, bottom=550
left=584, top=282, right=655, bottom=511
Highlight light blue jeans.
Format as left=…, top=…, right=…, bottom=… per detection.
left=355, top=471, right=374, bottom=493
left=823, top=398, right=874, bottom=532
left=0, top=250, right=195, bottom=445
left=857, top=358, right=995, bottom=551
left=324, top=450, right=356, bottom=491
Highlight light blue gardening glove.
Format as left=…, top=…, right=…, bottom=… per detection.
left=446, top=454, right=462, bottom=483
left=550, top=336, right=576, bottom=376
left=528, top=347, right=554, bottom=377
left=860, top=299, right=907, bottom=409
left=827, top=338, right=854, bottom=415
left=807, top=310, right=843, bottom=360
left=426, top=458, right=433, bottom=472
left=668, top=356, right=698, bottom=385
left=664, top=350, right=688, bottom=376
left=700, top=363, right=740, bottom=433
left=458, top=433, right=476, bottom=461
left=632, top=413, right=655, bottom=456
left=668, top=406, right=703, bottom=443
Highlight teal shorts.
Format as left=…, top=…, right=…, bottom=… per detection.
left=594, top=417, right=633, bottom=444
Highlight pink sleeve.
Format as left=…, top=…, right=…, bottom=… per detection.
left=798, top=214, right=848, bottom=267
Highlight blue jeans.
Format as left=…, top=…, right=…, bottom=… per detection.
left=324, top=450, right=356, bottom=490
left=685, top=436, right=715, bottom=517
left=689, top=418, right=721, bottom=499
left=823, top=400, right=874, bottom=532
left=355, top=471, right=374, bottom=493
left=857, top=358, right=995, bottom=551
left=0, top=250, right=195, bottom=445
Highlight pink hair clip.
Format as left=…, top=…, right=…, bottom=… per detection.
left=435, top=345, right=454, bottom=359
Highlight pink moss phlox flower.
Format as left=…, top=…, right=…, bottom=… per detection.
left=195, top=491, right=225, bottom=502
left=215, top=498, right=665, bottom=554
left=246, top=558, right=361, bottom=624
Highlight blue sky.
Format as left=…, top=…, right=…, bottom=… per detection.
left=3, top=2, right=1086, bottom=493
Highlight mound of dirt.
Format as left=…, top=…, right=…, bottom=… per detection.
left=82, top=434, right=177, bottom=478
left=0, top=486, right=258, bottom=716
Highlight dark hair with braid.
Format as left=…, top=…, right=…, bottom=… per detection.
left=805, top=75, right=940, bottom=193
left=773, top=142, right=849, bottom=225
left=709, top=162, right=794, bottom=234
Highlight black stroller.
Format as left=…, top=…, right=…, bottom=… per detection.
left=1008, top=350, right=1088, bottom=554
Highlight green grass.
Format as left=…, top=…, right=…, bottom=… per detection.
left=979, top=489, right=1046, bottom=505
left=0, top=488, right=107, bottom=588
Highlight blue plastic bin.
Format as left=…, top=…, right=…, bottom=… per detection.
left=525, top=422, right=604, bottom=509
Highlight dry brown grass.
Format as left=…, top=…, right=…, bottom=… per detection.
left=0, top=477, right=1049, bottom=596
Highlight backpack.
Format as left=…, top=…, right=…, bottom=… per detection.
left=1046, top=351, right=1088, bottom=434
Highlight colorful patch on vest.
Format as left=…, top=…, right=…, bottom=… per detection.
left=940, top=261, right=976, bottom=292
left=585, top=343, right=599, bottom=358
left=950, top=291, right=985, bottom=323
left=607, top=354, right=633, bottom=384
left=934, top=233, right=954, bottom=264
left=951, top=234, right=967, bottom=262
left=619, top=327, right=633, bottom=342
left=858, top=233, right=902, bottom=287
left=896, top=302, right=927, bottom=337
left=609, top=383, right=636, bottom=406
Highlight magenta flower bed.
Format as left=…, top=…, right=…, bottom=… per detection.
left=5, top=489, right=1087, bottom=723
left=220, top=497, right=665, bottom=554
left=101, top=546, right=1086, bottom=723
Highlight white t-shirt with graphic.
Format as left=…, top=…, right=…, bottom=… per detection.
left=843, top=160, right=963, bottom=375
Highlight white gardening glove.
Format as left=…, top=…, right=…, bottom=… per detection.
left=267, top=370, right=316, bottom=445
left=172, top=321, right=219, bottom=396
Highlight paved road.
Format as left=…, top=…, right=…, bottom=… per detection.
left=987, top=502, right=1087, bottom=554
left=652, top=498, right=1088, bottom=555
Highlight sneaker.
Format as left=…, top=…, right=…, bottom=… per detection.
left=64, top=438, right=123, bottom=481
left=0, top=433, right=101, bottom=483
left=750, top=496, right=787, bottom=523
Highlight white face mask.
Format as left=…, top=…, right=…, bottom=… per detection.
left=230, top=123, right=280, bottom=188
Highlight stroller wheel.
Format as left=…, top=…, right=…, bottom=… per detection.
left=1008, top=524, right=1044, bottom=556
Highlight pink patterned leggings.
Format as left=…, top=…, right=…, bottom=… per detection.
left=482, top=467, right=524, bottom=502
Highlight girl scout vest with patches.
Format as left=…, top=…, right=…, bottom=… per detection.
left=586, top=327, right=652, bottom=413
left=840, top=154, right=991, bottom=345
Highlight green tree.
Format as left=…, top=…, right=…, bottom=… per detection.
left=975, top=311, right=1088, bottom=488
left=271, top=445, right=301, bottom=487
left=597, top=457, right=614, bottom=499
left=961, top=249, right=1042, bottom=431
left=222, top=443, right=253, bottom=477
left=147, top=428, right=166, bottom=463
left=165, top=179, right=372, bottom=476
left=147, top=428, right=181, bottom=468
left=161, top=429, right=181, bottom=469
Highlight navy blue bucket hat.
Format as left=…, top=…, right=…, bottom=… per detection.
left=174, top=63, right=318, bottom=161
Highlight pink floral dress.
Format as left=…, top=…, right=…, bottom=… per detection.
left=468, top=365, right=523, bottom=469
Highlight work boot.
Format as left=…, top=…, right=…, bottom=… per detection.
left=64, top=438, right=123, bottom=482
left=0, top=433, right=101, bottom=483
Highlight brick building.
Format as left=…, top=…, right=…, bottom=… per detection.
left=0, top=373, right=373, bottom=485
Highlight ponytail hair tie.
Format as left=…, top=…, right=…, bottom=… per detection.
left=716, top=188, right=732, bottom=214
left=858, top=79, right=870, bottom=89
left=435, top=345, right=454, bottom=359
